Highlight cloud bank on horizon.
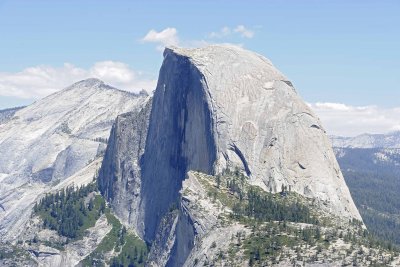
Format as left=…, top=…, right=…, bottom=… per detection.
left=0, top=61, right=157, bottom=99
left=0, top=25, right=253, bottom=100
left=309, top=102, right=400, bottom=137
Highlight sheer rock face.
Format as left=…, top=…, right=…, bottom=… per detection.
left=139, top=49, right=217, bottom=242
left=99, top=45, right=362, bottom=265
left=159, top=45, right=361, bottom=221
left=134, top=45, right=360, bottom=223
left=98, top=98, right=152, bottom=232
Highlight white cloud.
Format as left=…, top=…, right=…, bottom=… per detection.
left=234, top=25, right=254, bottom=38
left=308, top=102, right=400, bottom=137
left=208, top=26, right=231, bottom=38
left=141, top=27, right=179, bottom=51
left=208, top=25, right=255, bottom=39
left=0, top=61, right=157, bottom=99
left=141, top=26, right=252, bottom=51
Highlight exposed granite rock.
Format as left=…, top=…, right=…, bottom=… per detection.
left=0, top=106, right=24, bottom=125
left=147, top=210, right=179, bottom=267
left=139, top=49, right=217, bottom=243
left=0, top=78, right=148, bottom=242
left=98, top=98, right=152, bottom=235
left=98, top=45, right=362, bottom=266
left=163, top=45, right=361, bottom=221
left=16, top=214, right=111, bottom=267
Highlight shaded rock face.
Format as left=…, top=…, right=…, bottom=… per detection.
left=98, top=99, right=152, bottom=230
left=166, top=205, right=196, bottom=267
left=139, top=52, right=217, bottom=242
left=99, top=45, right=362, bottom=266
left=147, top=211, right=179, bottom=267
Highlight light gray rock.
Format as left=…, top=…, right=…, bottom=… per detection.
left=0, top=78, right=149, bottom=241
left=98, top=98, right=152, bottom=235
left=147, top=172, right=219, bottom=267
left=162, top=45, right=361, bottom=222
left=22, top=214, right=111, bottom=267
left=98, top=45, right=362, bottom=266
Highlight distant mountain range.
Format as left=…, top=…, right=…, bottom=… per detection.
left=331, top=131, right=400, bottom=148
left=332, top=132, right=400, bottom=246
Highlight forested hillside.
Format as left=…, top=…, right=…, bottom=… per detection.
left=335, top=148, right=400, bottom=245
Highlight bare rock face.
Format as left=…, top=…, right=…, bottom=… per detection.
left=98, top=45, right=362, bottom=265
left=139, top=48, right=218, bottom=242
left=163, top=45, right=360, bottom=221
left=98, top=98, right=152, bottom=232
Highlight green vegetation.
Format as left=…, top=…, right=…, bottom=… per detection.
left=194, top=169, right=399, bottom=266
left=34, top=181, right=105, bottom=240
left=337, top=147, right=400, bottom=245
left=229, top=219, right=398, bottom=266
left=236, top=187, right=317, bottom=224
left=204, top=168, right=318, bottom=225
left=32, top=180, right=148, bottom=266
left=109, top=232, right=148, bottom=267
left=80, top=210, right=148, bottom=267
left=0, top=244, right=33, bottom=264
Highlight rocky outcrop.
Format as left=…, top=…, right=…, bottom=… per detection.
left=97, top=45, right=362, bottom=266
left=139, top=48, right=218, bottom=242
left=147, top=172, right=219, bottom=267
left=98, top=98, right=152, bottom=232
left=146, top=211, right=179, bottom=266
left=18, top=214, right=111, bottom=267
left=159, top=45, right=361, bottom=221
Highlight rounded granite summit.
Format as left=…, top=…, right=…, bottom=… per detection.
left=157, top=45, right=361, bottom=221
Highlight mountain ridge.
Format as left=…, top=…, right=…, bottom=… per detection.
left=0, top=78, right=150, bottom=242
left=331, top=131, right=400, bottom=148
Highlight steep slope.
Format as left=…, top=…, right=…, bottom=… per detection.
left=162, top=171, right=398, bottom=266
left=333, top=145, right=400, bottom=245
left=98, top=45, right=362, bottom=265
left=155, top=46, right=360, bottom=220
left=0, top=78, right=149, bottom=241
left=98, top=98, right=153, bottom=230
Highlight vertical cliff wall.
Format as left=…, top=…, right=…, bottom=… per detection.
left=139, top=50, right=217, bottom=242
left=161, top=45, right=361, bottom=221
left=98, top=99, right=152, bottom=232
left=98, top=45, right=362, bottom=266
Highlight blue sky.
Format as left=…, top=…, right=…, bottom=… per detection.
left=0, top=0, right=399, bottom=135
